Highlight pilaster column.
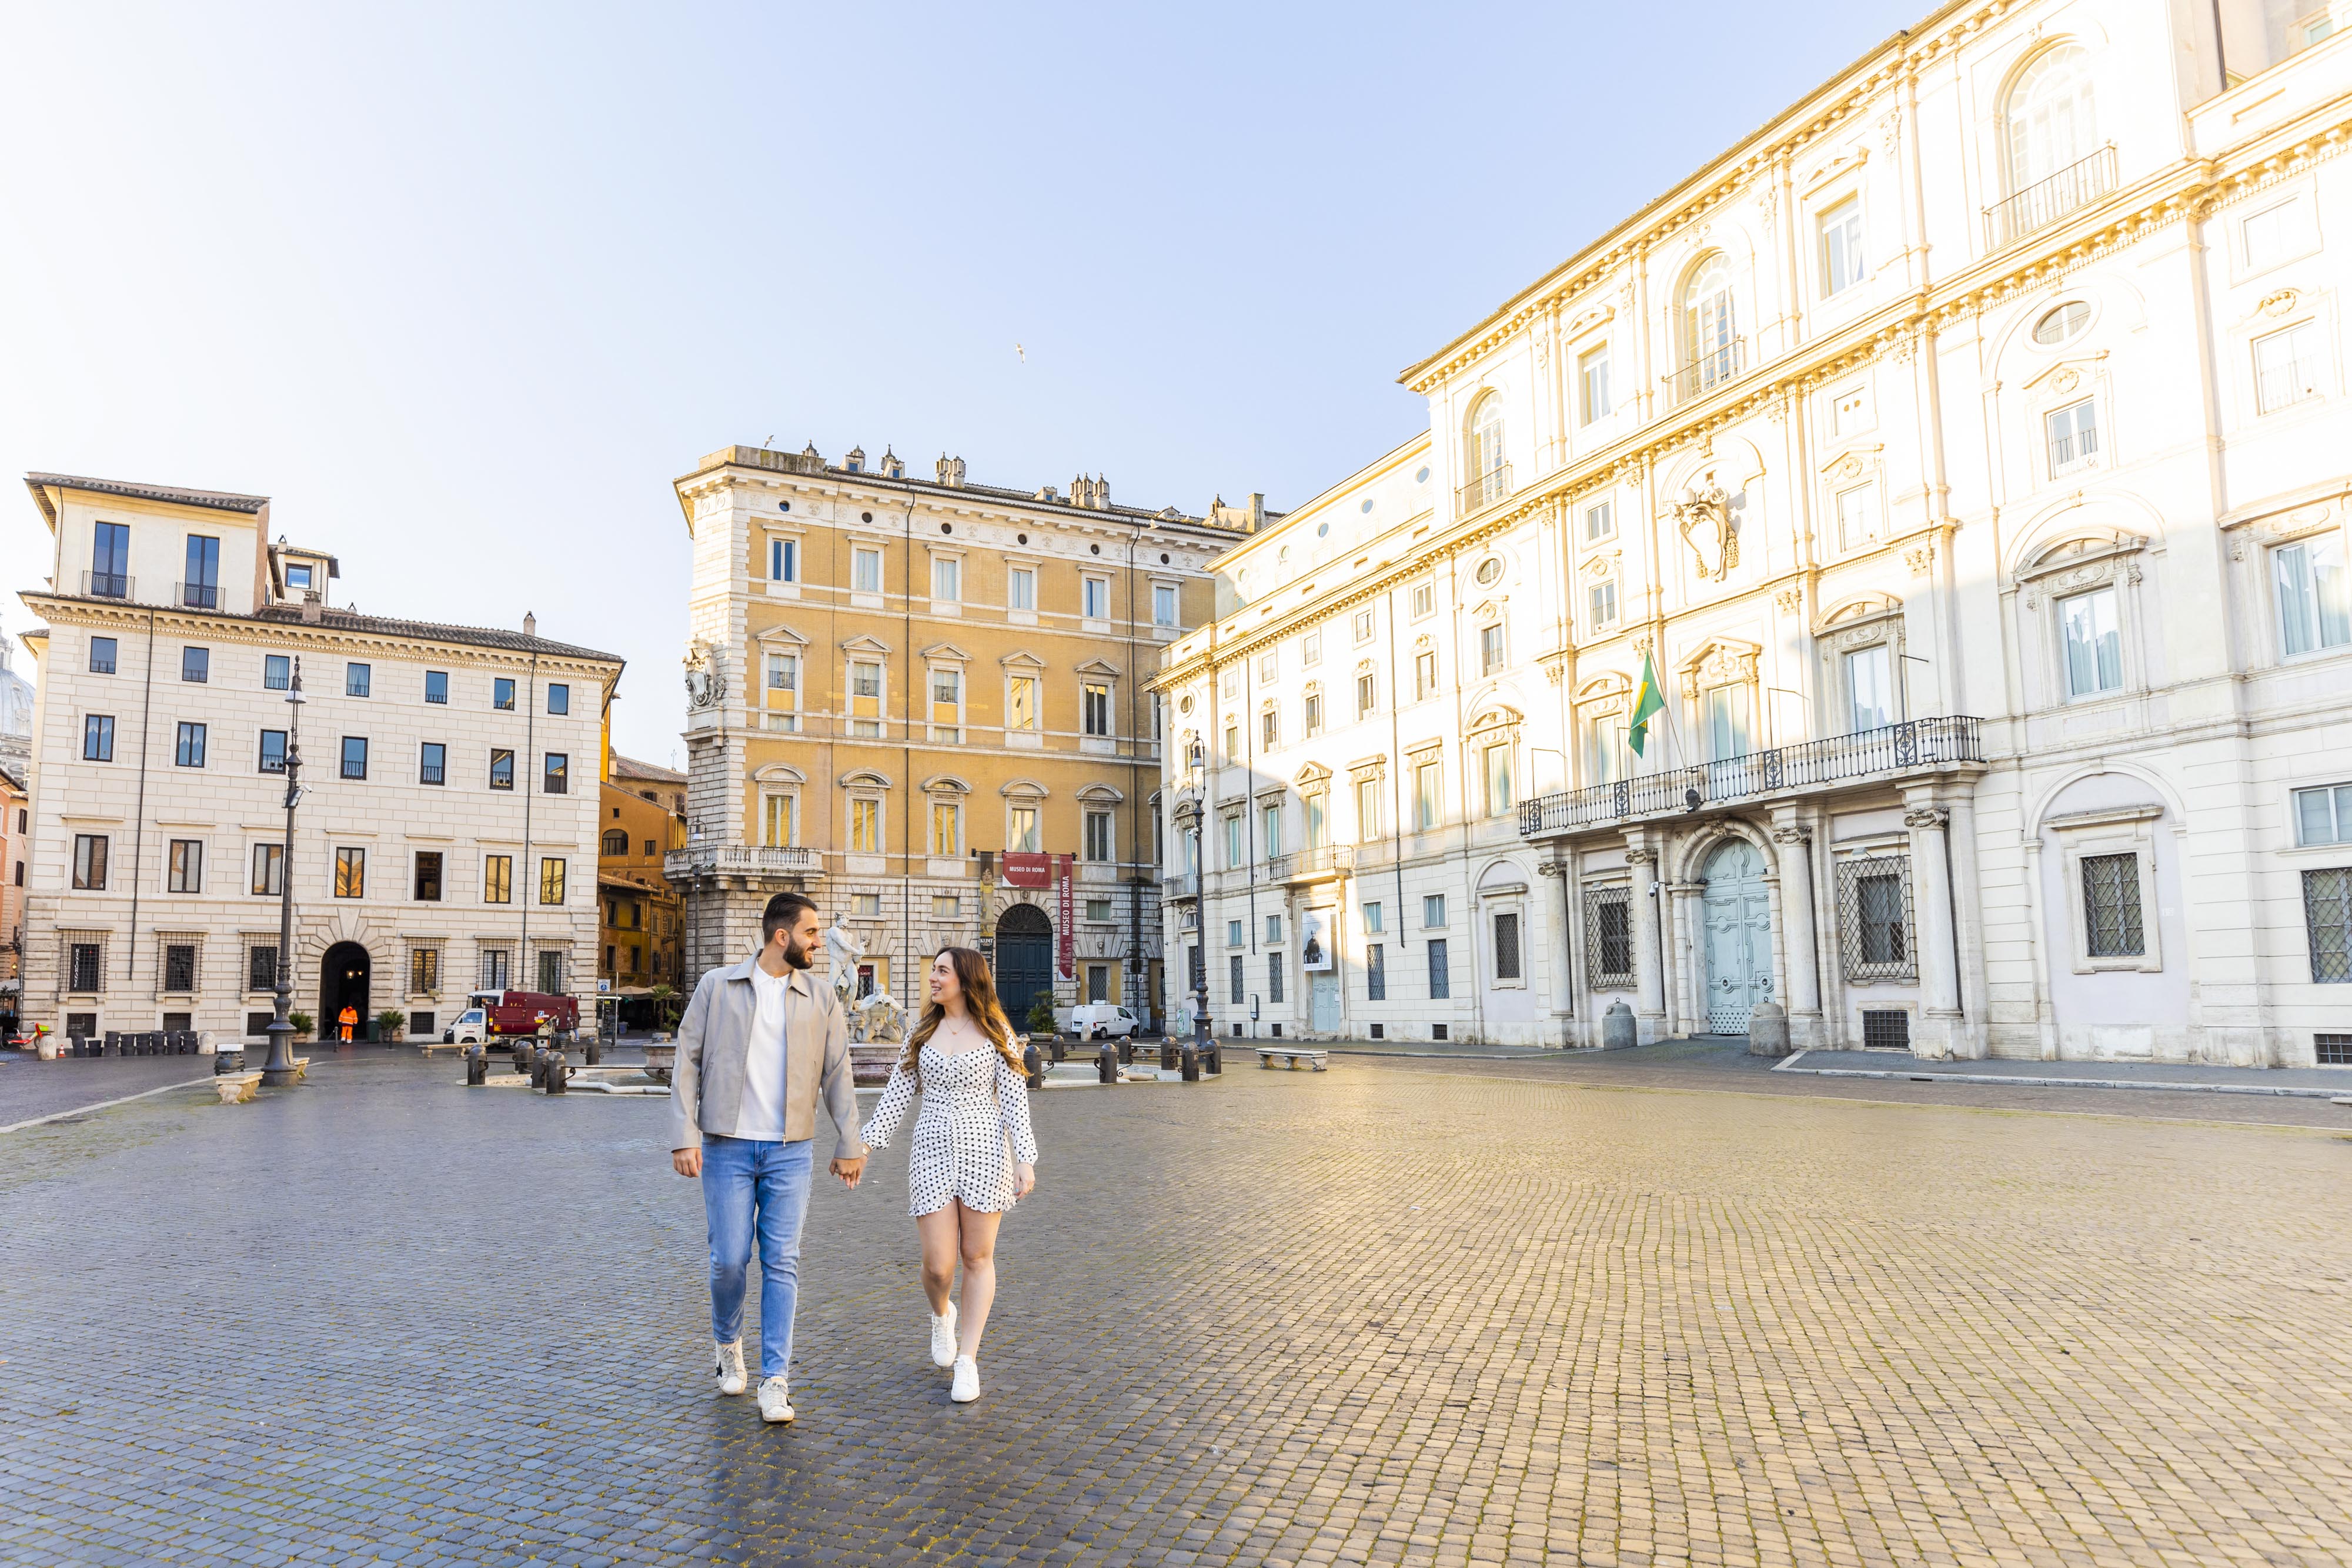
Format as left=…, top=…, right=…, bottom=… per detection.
left=1903, top=792, right=1962, bottom=1059
left=1538, top=858, right=1575, bottom=1048
left=1945, top=793, right=1989, bottom=1060
left=1626, top=844, right=1665, bottom=1043
left=1768, top=814, right=1825, bottom=1049
left=1668, top=882, right=1703, bottom=1035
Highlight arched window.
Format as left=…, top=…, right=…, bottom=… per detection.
left=1463, top=393, right=1507, bottom=508
left=601, top=829, right=629, bottom=857
left=1681, top=255, right=1737, bottom=396
left=2004, top=46, right=2096, bottom=193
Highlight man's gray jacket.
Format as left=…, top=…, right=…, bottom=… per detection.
left=665, top=950, right=866, bottom=1161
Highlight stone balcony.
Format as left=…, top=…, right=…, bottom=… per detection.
left=663, top=845, right=825, bottom=882
left=1269, top=845, right=1354, bottom=885
left=1519, top=716, right=1986, bottom=840
left=1161, top=870, right=1200, bottom=902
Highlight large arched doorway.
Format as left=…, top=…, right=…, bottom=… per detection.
left=1699, top=840, right=1772, bottom=1034
left=994, top=904, right=1053, bottom=1027
left=321, top=942, right=371, bottom=1041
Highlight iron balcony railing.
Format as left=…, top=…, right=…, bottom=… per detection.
left=175, top=581, right=220, bottom=610
left=664, top=845, right=824, bottom=878
left=1983, top=146, right=2117, bottom=249
left=1666, top=338, right=1746, bottom=406
left=1160, top=870, right=1200, bottom=900
left=81, top=570, right=131, bottom=599
left=1519, top=716, right=1984, bottom=838
left=1455, top=463, right=1513, bottom=516
left=1269, top=845, right=1354, bottom=883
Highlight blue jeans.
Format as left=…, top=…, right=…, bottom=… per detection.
left=700, top=1135, right=813, bottom=1379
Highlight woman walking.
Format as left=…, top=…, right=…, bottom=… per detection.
left=858, top=946, right=1039, bottom=1403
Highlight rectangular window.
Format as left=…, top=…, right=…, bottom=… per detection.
left=2254, top=322, right=2323, bottom=414
left=1485, top=743, right=1513, bottom=815
left=424, top=669, right=447, bottom=704
left=1258, top=650, right=1279, bottom=685
left=414, top=851, right=443, bottom=901
left=1590, top=887, right=1633, bottom=986
left=854, top=547, right=883, bottom=594
left=1481, top=623, right=1505, bottom=674
left=1010, top=806, right=1040, bottom=853
left=1223, top=812, right=1244, bottom=868
left=1153, top=583, right=1178, bottom=626
left=167, top=838, right=203, bottom=892
left=1579, top=346, right=1612, bottom=424
left=89, top=636, right=117, bottom=674
left=1083, top=577, right=1110, bottom=618
left=1846, top=644, right=1893, bottom=733
left=1267, top=951, right=1285, bottom=1004
left=251, top=842, right=283, bottom=895
left=1304, top=791, right=1327, bottom=849
left=1261, top=707, right=1279, bottom=749
left=1228, top=918, right=1244, bottom=947
left=1264, top=914, right=1283, bottom=944
left=543, top=753, right=569, bottom=793
left=1357, top=778, right=1381, bottom=841
left=1588, top=579, right=1618, bottom=631
left=1302, top=630, right=1322, bottom=666
left=1008, top=567, right=1036, bottom=610
left=1259, top=802, right=1281, bottom=860
left=770, top=537, right=799, bottom=582
left=2244, top=198, right=2315, bottom=269
left=1367, top=942, right=1386, bottom=1001
left=340, top=735, right=368, bottom=780
left=1085, top=810, right=1113, bottom=862
left=932, top=556, right=961, bottom=601
left=181, top=647, right=209, bottom=683
left=539, top=857, right=566, bottom=905
left=163, top=943, right=197, bottom=992
left=249, top=944, right=278, bottom=992
left=1587, top=718, right=1628, bottom=786
left=937, top=895, right=964, bottom=919
left=2059, top=587, right=2124, bottom=697
left=538, top=951, right=563, bottom=993
left=1703, top=685, right=1749, bottom=761
left=1856, top=870, right=1909, bottom=971
left=1357, top=672, right=1377, bottom=717
left=850, top=797, right=881, bottom=853
left=2294, top=783, right=2352, bottom=846
left=1230, top=952, right=1245, bottom=1006
left=1411, top=583, right=1434, bottom=620
left=1414, top=650, right=1437, bottom=700
left=345, top=662, right=371, bottom=698
left=2305, top=867, right=2352, bottom=982
left=83, top=714, right=114, bottom=762
left=1819, top=197, right=1866, bottom=295
left=1303, top=692, right=1324, bottom=736
left=412, top=741, right=445, bottom=785
left=762, top=793, right=797, bottom=848
left=1494, top=910, right=1522, bottom=980
left=1364, top=901, right=1384, bottom=934
left=851, top=661, right=881, bottom=699
left=2274, top=536, right=2351, bottom=657
left=263, top=653, right=289, bottom=690
left=546, top=684, right=570, bottom=716
left=412, top=947, right=440, bottom=995
left=482, top=948, right=511, bottom=989
left=930, top=800, right=960, bottom=856
left=494, top=677, right=516, bottom=711
left=1354, top=610, right=1374, bottom=644
left=1584, top=499, right=1614, bottom=541
left=1083, top=683, right=1111, bottom=737
left=91, top=521, right=130, bottom=596
left=285, top=563, right=313, bottom=591
left=1415, top=760, right=1441, bottom=830
left=1007, top=675, right=1038, bottom=733
left=334, top=847, right=366, bottom=898
left=2047, top=399, right=2099, bottom=474
left=1836, top=482, right=1877, bottom=550
left=181, top=534, right=221, bottom=607
left=850, top=892, right=881, bottom=919
left=2082, top=852, right=2145, bottom=958
left=489, top=749, right=514, bottom=790
left=175, top=721, right=206, bottom=768
left=1425, top=935, right=1451, bottom=999
left=484, top=854, right=512, bottom=904
left=1223, top=721, right=1240, bottom=760
left=1423, top=893, right=1452, bottom=928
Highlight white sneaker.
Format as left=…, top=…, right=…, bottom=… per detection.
left=714, top=1340, right=747, bottom=1396
left=757, top=1375, right=795, bottom=1423
left=950, top=1355, right=980, bottom=1403
left=929, top=1303, right=958, bottom=1368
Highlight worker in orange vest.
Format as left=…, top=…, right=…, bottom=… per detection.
left=338, top=1004, right=358, bottom=1042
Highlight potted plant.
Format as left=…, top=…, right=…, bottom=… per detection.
left=375, top=1008, right=407, bottom=1044
left=1025, top=995, right=1058, bottom=1039
left=647, top=983, right=679, bottom=1041
left=288, top=1011, right=315, bottom=1042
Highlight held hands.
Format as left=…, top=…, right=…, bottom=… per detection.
left=1014, top=1162, right=1037, bottom=1199
left=830, top=1155, right=866, bottom=1190
left=671, top=1147, right=702, bottom=1179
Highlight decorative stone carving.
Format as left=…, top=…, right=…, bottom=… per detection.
left=824, top=915, right=867, bottom=1002
left=2053, top=367, right=2081, bottom=393
left=1879, top=112, right=1902, bottom=154
left=1775, top=587, right=1803, bottom=613
left=1769, top=825, right=1810, bottom=847
left=1903, top=807, right=1949, bottom=830
left=683, top=641, right=727, bottom=709
left=1626, top=847, right=1659, bottom=868
left=2260, top=288, right=2299, bottom=318
left=1691, top=643, right=1760, bottom=687
left=1537, top=860, right=1568, bottom=878
left=1673, top=474, right=1739, bottom=583
left=1904, top=545, right=1936, bottom=576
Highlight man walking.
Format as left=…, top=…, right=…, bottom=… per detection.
left=669, top=892, right=866, bottom=1424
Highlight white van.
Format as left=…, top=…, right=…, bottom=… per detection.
left=1064, top=1003, right=1141, bottom=1039
left=442, top=1008, right=491, bottom=1045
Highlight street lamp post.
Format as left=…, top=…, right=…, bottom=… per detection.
left=260, top=659, right=306, bottom=1088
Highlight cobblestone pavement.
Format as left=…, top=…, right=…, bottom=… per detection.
left=0, top=1052, right=218, bottom=1127
left=4, top=1051, right=2350, bottom=1567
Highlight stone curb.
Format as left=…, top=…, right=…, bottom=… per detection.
left=1773, top=1050, right=2352, bottom=1100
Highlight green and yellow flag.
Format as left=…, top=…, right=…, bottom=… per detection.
left=1628, top=652, right=1666, bottom=758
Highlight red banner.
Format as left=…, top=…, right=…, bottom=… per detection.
left=1056, top=854, right=1074, bottom=978
left=1000, top=851, right=1051, bottom=888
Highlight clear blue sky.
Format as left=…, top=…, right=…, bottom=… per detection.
left=0, top=1, right=1927, bottom=767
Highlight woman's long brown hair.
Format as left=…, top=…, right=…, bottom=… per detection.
left=900, top=946, right=1025, bottom=1076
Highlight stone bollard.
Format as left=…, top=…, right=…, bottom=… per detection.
left=1746, top=1000, right=1790, bottom=1057
left=1602, top=999, right=1638, bottom=1051
left=465, top=1044, right=488, bottom=1086
left=1022, top=1039, right=1044, bottom=1090
left=1048, top=1037, right=1065, bottom=1066
left=527, top=1044, right=549, bottom=1089
left=545, top=1050, right=569, bottom=1094
left=1160, top=1036, right=1179, bottom=1071
left=1117, top=1037, right=1135, bottom=1067
left=1202, top=1039, right=1221, bottom=1076
left=1180, top=1041, right=1201, bottom=1082
left=1096, top=1042, right=1119, bottom=1085
left=583, top=1034, right=603, bottom=1068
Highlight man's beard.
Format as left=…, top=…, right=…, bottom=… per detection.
left=782, top=934, right=814, bottom=971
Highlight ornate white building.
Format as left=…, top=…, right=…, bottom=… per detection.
left=1153, top=0, right=2352, bottom=1065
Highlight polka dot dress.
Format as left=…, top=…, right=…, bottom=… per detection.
left=860, top=1043, right=1040, bottom=1217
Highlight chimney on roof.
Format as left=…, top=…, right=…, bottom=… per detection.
left=300, top=597, right=322, bottom=624
left=937, top=453, right=965, bottom=488
left=524, top=611, right=537, bottom=638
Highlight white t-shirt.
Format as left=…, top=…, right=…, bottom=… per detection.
left=739, top=963, right=790, bottom=1141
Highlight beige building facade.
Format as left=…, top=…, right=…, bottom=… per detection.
left=17, top=474, right=622, bottom=1041
left=668, top=444, right=1240, bottom=1024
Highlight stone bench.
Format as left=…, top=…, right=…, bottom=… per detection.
left=213, top=1057, right=311, bottom=1102
left=1256, top=1046, right=1328, bottom=1072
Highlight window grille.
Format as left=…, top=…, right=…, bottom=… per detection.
left=1584, top=884, right=1634, bottom=989
left=2314, top=1032, right=2352, bottom=1064
left=1267, top=952, right=1284, bottom=1004
left=1860, top=1010, right=1910, bottom=1051
left=64, top=931, right=106, bottom=994
left=2305, top=867, right=2352, bottom=983
left=407, top=940, right=445, bottom=997
left=1493, top=911, right=1522, bottom=981
left=2081, top=852, right=2144, bottom=958
left=536, top=949, right=566, bottom=994
left=478, top=945, right=513, bottom=991
left=1837, top=856, right=1917, bottom=981
left=1367, top=942, right=1387, bottom=1001
left=1427, top=937, right=1450, bottom=999
left=249, top=944, right=278, bottom=992
left=1230, top=952, right=1245, bottom=1006
left=162, top=941, right=198, bottom=994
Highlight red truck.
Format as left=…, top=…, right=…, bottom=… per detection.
left=442, top=989, right=579, bottom=1044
